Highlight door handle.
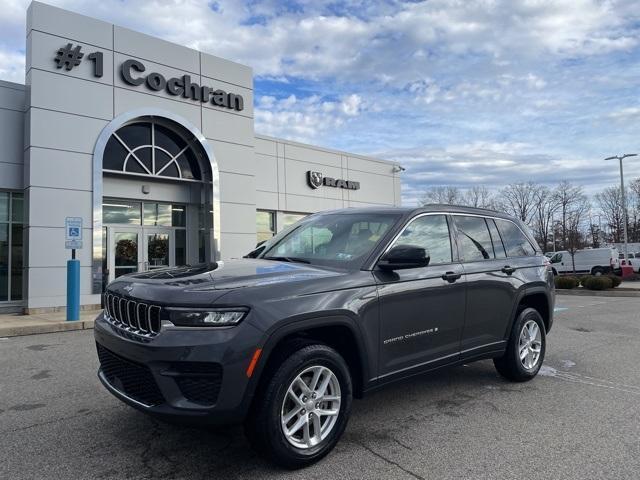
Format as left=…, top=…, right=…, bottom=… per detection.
left=501, top=265, right=516, bottom=275
left=441, top=271, right=462, bottom=283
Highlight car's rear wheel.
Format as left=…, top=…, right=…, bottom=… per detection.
left=494, top=307, right=546, bottom=381
left=592, top=266, right=605, bottom=276
left=246, top=343, right=352, bottom=469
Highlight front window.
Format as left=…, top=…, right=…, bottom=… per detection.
left=280, top=212, right=307, bottom=231
left=262, top=212, right=400, bottom=268
left=391, top=214, right=452, bottom=264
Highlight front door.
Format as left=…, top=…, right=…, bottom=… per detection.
left=107, top=227, right=175, bottom=283
left=375, top=213, right=466, bottom=379
left=110, top=228, right=140, bottom=281
left=144, top=230, right=174, bottom=271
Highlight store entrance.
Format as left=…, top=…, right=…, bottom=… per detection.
left=102, top=199, right=189, bottom=285
left=107, top=227, right=175, bottom=282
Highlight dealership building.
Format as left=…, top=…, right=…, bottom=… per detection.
left=0, top=2, right=401, bottom=313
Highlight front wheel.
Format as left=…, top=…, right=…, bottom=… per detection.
left=245, top=344, right=352, bottom=469
left=494, top=308, right=546, bottom=381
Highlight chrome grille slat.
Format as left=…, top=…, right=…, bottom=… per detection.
left=103, top=292, right=161, bottom=337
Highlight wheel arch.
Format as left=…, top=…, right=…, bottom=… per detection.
left=511, top=287, right=552, bottom=334
left=248, top=315, right=370, bottom=403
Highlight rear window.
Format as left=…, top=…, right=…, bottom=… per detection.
left=453, top=216, right=495, bottom=261
left=494, top=219, right=536, bottom=257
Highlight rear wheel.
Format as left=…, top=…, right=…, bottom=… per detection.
left=245, top=344, right=352, bottom=469
left=592, top=267, right=605, bottom=276
left=494, top=308, right=546, bottom=382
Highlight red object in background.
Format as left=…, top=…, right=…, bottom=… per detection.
left=621, top=265, right=635, bottom=278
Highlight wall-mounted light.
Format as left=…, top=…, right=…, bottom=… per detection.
left=142, top=185, right=150, bottom=194
left=392, top=165, right=406, bottom=173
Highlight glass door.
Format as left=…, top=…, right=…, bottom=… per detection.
left=144, top=229, right=175, bottom=271
left=109, top=228, right=140, bottom=282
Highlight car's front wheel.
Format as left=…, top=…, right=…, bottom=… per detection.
left=246, top=343, right=352, bottom=469
left=494, top=307, right=546, bottom=381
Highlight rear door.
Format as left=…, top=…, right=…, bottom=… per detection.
left=453, top=215, right=518, bottom=355
left=374, top=213, right=466, bottom=378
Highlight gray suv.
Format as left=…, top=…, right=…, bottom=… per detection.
left=94, top=206, right=554, bottom=468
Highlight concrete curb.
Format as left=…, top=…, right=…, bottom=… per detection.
left=0, top=318, right=95, bottom=338
left=556, top=289, right=640, bottom=297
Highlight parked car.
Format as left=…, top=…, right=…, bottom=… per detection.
left=548, top=248, right=620, bottom=276
left=94, top=206, right=555, bottom=468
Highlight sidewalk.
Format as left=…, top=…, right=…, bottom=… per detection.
left=556, top=281, right=640, bottom=297
left=0, top=309, right=101, bottom=338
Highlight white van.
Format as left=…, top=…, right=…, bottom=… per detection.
left=548, top=248, right=620, bottom=275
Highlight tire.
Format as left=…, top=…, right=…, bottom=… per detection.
left=245, top=343, right=353, bottom=469
left=494, top=307, right=546, bottom=382
left=592, top=267, right=604, bottom=276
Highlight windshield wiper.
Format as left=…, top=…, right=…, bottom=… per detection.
left=265, top=256, right=311, bottom=264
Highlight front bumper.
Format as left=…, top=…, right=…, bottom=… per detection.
left=94, top=312, right=263, bottom=425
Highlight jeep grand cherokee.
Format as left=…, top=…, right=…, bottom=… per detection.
left=94, top=205, right=554, bottom=468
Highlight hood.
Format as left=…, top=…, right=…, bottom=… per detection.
left=110, top=259, right=344, bottom=293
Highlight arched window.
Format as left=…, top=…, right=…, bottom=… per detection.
left=103, top=118, right=206, bottom=181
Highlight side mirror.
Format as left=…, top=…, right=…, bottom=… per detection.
left=378, top=245, right=430, bottom=270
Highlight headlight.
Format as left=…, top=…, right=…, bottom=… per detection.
left=166, top=307, right=249, bottom=327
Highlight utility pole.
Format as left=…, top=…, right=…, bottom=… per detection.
left=605, top=153, right=638, bottom=262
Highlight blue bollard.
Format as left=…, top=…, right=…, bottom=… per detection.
left=67, top=258, right=80, bottom=321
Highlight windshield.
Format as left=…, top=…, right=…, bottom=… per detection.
left=261, top=212, right=401, bottom=269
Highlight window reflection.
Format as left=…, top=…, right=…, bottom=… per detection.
left=257, top=211, right=276, bottom=243
left=395, top=215, right=452, bottom=264
left=103, top=201, right=141, bottom=225
left=0, top=192, right=24, bottom=302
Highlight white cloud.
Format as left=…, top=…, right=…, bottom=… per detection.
left=254, top=92, right=364, bottom=143
left=0, top=0, right=638, bottom=202
left=0, top=47, right=25, bottom=83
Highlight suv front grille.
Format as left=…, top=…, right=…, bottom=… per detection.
left=103, top=292, right=161, bottom=335
left=97, top=343, right=164, bottom=407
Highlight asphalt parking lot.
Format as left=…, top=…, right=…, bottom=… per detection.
left=1, top=295, right=639, bottom=480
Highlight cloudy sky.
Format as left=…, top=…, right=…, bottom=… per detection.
left=1, top=0, right=639, bottom=204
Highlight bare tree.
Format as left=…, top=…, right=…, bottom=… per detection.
left=595, top=186, right=625, bottom=243
left=532, top=186, right=560, bottom=252
left=553, top=181, right=587, bottom=251
left=464, top=185, right=496, bottom=209
left=565, top=196, right=591, bottom=273
left=629, top=178, right=640, bottom=242
left=498, top=182, right=538, bottom=223
left=420, top=186, right=462, bottom=206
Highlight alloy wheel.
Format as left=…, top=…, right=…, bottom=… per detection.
left=280, top=365, right=341, bottom=449
left=519, top=320, right=542, bottom=370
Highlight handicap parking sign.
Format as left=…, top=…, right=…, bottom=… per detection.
left=65, top=217, right=83, bottom=249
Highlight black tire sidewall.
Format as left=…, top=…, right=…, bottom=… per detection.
left=261, top=345, right=352, bottom=467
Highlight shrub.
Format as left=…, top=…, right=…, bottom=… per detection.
left=606, top=274, right=622, bottom=288
left=555, top=276, right=579, bottom=289
left=583, top=276, right=613, bottom=290
left=578, top=275, right=592, bottom=287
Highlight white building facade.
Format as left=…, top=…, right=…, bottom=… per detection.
left=0, top=2, right=401, bottom=313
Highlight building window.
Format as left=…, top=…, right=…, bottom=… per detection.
left=280, top=212, right=307, bottom=231
left=103, top=119, right=205, bottom=181
left=0, top=191, right=24, bottom=302
left=257, top=211, right=276, bottom=243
